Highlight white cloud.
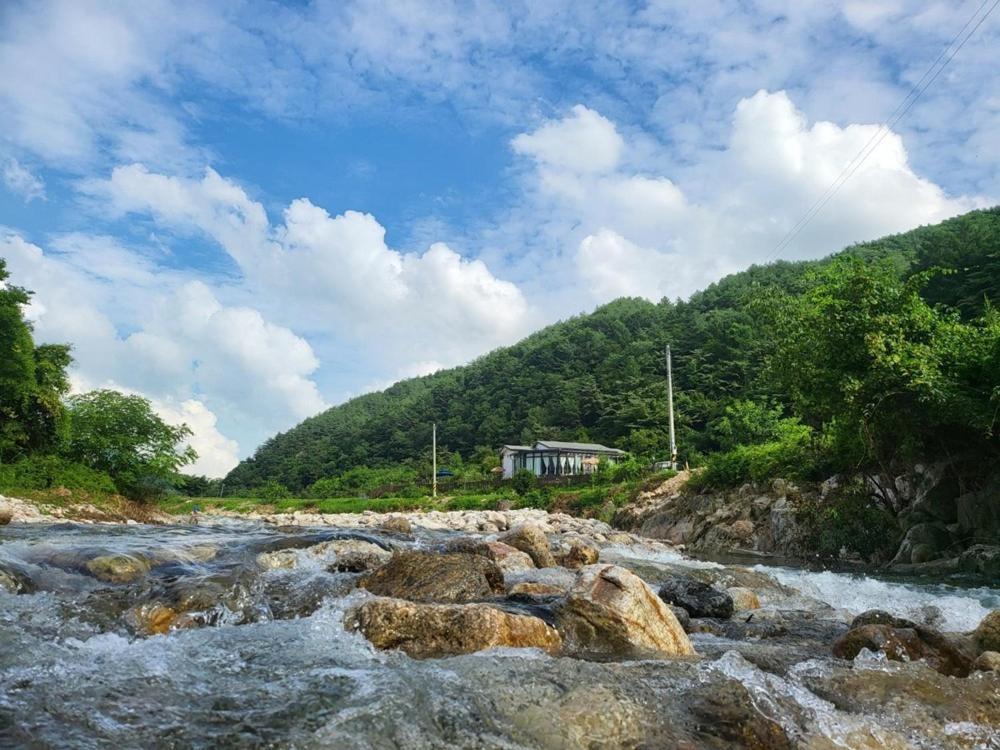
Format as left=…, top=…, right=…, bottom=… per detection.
left=0, top=230, right=327, bottom=475
left=512, top=105, right=624, bottom=174
left=85, top=165, right=533, bottom=365
left=508, top=91, right=986, bottom=306
left=2, top=157, right=45, bottom=201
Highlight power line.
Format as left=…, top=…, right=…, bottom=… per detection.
left=761, top=0, right=999, bottom=264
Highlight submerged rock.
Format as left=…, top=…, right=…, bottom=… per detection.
left=557, top=564, right=695, bottom=658
left=257, top=539, right=391, bottom=573
left=658, top=574, right=734, bottom=619
left=498, top=523, right=557, bottom=568
left=361, top=551, right=504, bottom=603
left=832, top=624, right=974, bottom=677
left=85, top=554, right=151, bottom=583
left=345, top=597, right=561, bottom=658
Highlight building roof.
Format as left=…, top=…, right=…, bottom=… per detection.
left=502, top=444, right=533, bottom=452
left=535, top=440, right=626, bottom=454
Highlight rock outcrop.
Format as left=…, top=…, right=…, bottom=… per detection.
left=345, top=597, right=561, bottom=658
left=557, top=564, right=695, bottom=658
left=361, top=551, right=504, bottom=603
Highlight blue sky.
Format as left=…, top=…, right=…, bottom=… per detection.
left=0, top=0, right=997, bottom=475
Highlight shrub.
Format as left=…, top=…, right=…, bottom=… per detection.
left=510, top=469, right=536, bottom=495
left=691, top=421, right=824, bottom=489
left=0, top=455, right=117, bottom=494
left=256, top=480, right=292, bottom=500
left=811, top=487, right=901, bottom=561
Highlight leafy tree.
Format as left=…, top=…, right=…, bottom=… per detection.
left=0, top=259, right=72, bottom=460
left=64, top=390, right=196, bottom=499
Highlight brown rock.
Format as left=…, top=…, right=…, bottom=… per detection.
left=973, top=610, right=1000, bottom=653
left=345, top=597, right=561, bottom=658
left=557, top=564, right=696, bottom=658
left=361, top=550, right=504, bottom=603
left=973, top=650, right=1000, bottom=672
left=727, top=586, right=761, bottom=612
left=727, top=519, right=754, bottom=542
left=85, top=554, right=151, bottom=584
left=832, top=624, right=973, bottom=677
left=499, top=523, right=557, bottom=568
left=507, top=581, right=566, bottom=598
left=379, top=516, right=412, bottom=534
left=126, top=603, right=180, bottom=635
left=0, top=503, right=12, bottom=525
left=557, top=541, right=600, bottom=570
left=444, top=537, right=535, bottom=573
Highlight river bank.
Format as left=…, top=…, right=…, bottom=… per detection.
left=2, top=502, right=999, bottom=747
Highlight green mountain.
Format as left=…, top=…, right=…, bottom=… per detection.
left=225, top=208, right=1000, bottom=492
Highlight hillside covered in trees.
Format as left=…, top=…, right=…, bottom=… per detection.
left=225, top=207, right=1000, bottom=494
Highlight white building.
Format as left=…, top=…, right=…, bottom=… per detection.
left=500, top=440, right=626, bottom=479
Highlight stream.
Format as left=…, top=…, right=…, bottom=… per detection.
left=1, top=518, right=998, bottom=749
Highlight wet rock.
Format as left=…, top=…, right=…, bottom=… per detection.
left=689, top=680, right=793, bottom=750
left=504, top=566, right=576, bottom=597
left=507, top=581, right=566, bottom=598
left=511, top=685, right=648, bottom=749
left=361, top=551, right=504, bottom=603
left=959, top=545, right=1000, bottom=578
left=727, top=587, right=760, bottom=612
left=668, top=604, right=691, bottom=633
left=498, top=523, right=556, bottom=568
left=442, top=538, right=535, bottom=573
left=658, top=574, right=734, bottom=619
left=555, top=540, right=600, bottom=570
left=850, top=610, right=916, bottom=629
left=832, top=624, right=973, bottom=677
left=345, top=597, right=561, bottom=658
left=379, top=516, right=412, bottom=535
left=319, top=540, right=393, bottom=573
left=256, top=549, right=299, bottom=570
left=0, top=502, right=12, bottom=525
left=85, top=554, right=151, bottom=584
left=126, top=602, right=186, bottom=636
left=973, top=610, right=1000, bottom=653
left=265, top=573, right=359, bottom=619
left=557, top=564, right=695, bottom=658
left=973, top=651, right=1000, bottom=672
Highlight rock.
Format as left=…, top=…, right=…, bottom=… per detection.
left=442, top=538, right=535, bottom=573
left=973, top=610, right=1000, bottom=653
left=361, top=551, right=504, bottom=603
left=910, top=543, right=939, bottom=564
left=557, top=564, right=695, bottom=658
left=727, top=519, right=754, bottom=543
left=850, top=610, right=916, bottom=629
left=379, top=516, right=412, bottom=534
left=890, top=522, right=953, bottom=565
left=0, top=503, right=12, bottom=525
left=498, top=523, right=556, bottom=568
left=318, top=540, right=392, bottom=572
left=958, top=545, right=1000, bottom=578
left=85, top=554, right=151, bottom=584
left=126, top=603, right=184, bottom=636
left=504, top=567, right=576, bottom=597
left=727, top=587, right=760, bottom=612
left=345, top=597, right=561, bottom=658
left=256, top=549, right=299, bottom=570
left=507, top=581, right=566, bottom=598
left=669, top=604, right=691, bottom=633
left=658, top=575, right=734, bottom=619
left=556, top=540, right=599, bottom=570
left=832, top=624, right=973, bottom=677
left=973, top=651, right=1000, bottom=672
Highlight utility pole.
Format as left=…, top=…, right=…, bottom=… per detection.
left=666, top=345, right=677, bottom=469
left=432, top=422, right=437, bottom=498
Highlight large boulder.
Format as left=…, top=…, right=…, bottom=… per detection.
left=973, top=651, right=1000, bottom=672
left=832, top=624, right=973, bottom=677
left=890, top=522, right=953, bottom=565
left=85, top=554, right=151, bottom=584
left=658, top=575, right=734, bottom=619
left=0, top=502, right=12, bottom=525
left=726, top=587, right=760, bottom=613
left=557, top=564, right=695, bottom=658
left=345, top=597, right=561, bottom=658
left=361, top=551, right=504, bottom=603
left=498, top=523, right=557, bottom=568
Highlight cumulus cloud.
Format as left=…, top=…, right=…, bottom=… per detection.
left=85, top=165, right=532, bottom=365
left=510, top=91, right=985, bottom=305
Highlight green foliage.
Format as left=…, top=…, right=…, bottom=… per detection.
left=798, top=483, right=902, bottom=561
left=510, top=469, right=536, bottom=495
left=0, top=455, right=116, bottom=494
left=0, top=258, right=72, bottom=460
left=64, top=390, right=197, bottom=499
left=224, top=208, right=1000, bottom=494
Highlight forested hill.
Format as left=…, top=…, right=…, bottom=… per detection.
left=225, top=207, right=1000, bottom=492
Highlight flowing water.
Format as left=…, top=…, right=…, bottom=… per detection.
left=1, top=519, right=998, bottom=749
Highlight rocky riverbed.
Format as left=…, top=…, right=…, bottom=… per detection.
left=1, top=504, right=999, bottom=748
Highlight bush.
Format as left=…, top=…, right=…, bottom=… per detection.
left=514, top=488, right=551, bottom=510
left=0, top=455, right=117, bottom=494
left=256, top=480, right=292, bottom=500
left=811, top=487, right=901, bottom=561
left=510, top=469, right=536, bottom=495
left=690, top=421, right=824, bottom=489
